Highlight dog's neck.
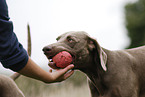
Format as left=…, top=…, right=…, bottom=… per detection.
left=78, top=48, right=109, bottom=96
left=80, top=66, right=106, bottom=96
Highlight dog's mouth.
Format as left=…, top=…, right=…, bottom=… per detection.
left=46, top=51, right=75, bottom=69
left=48, top=58, right=58, bottom=69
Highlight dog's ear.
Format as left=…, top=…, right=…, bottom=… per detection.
left=88, top=37, right=107, bottom=71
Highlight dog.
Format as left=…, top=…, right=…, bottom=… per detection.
left=0, top=73, right=24, bottom=97
left=43, top=31, right=145, bottom=97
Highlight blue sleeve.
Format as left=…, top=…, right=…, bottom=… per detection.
left=0, top=0, right=29, bottom=71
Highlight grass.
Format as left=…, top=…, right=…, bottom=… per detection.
left=15, top=71, right=91, bottom=97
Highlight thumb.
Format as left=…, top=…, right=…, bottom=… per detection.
left=60, top=64, right=74, bottom=74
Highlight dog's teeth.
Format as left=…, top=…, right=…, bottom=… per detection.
left=49, top=59, right=53, bottom=62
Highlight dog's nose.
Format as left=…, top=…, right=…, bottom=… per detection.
left=42, top=46, right=52, bottom=53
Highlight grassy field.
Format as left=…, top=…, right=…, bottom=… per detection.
left=15, top=71, right=91, bottom=97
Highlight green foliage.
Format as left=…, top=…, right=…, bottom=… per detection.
left=125, top=0, right=145, bottom=48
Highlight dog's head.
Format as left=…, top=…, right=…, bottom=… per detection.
left=43, top=31, right=107, bottom=71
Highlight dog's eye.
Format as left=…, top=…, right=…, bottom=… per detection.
left=67, top=38, right=74, bottom=43
left=66, top=36, right=77, bottom=48
left=67, top=36, right=75, bottom=43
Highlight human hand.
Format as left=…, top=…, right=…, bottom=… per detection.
left=48, top=64, right=74, bottom=83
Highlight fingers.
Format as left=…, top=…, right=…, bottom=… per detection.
left=57, top=64, right=74, bottom=80
left=49, top=64, right=74, bottom=82
left=61, top=64, right=74, bottom=74
left=63, top=70, right=74, bottom=80
left=55, top=64, right=74, bottom=74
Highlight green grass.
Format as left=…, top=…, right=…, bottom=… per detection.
left=15, top=71, right=91, bottom=97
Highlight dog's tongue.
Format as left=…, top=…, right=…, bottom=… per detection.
left=48, top=62, right=58, bottom=69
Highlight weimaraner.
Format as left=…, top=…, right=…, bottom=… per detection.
left=0, top=73, right=24, bottom=97
left=43, top=31, right=145, bottom=97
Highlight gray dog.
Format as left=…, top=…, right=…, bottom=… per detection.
left=0, top=74, right=24, bottom=97
left=43, top=31, right=145, bottom=97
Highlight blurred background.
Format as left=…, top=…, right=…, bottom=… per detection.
left=1, top=0, right=145, bottom=97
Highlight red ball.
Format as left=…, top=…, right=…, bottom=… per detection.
left=52, top=51, right=72, bottom=68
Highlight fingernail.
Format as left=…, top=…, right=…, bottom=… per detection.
left=70, top=64, right=74, bottom=67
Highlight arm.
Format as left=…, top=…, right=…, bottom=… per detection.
left=0, top=0, right=74, bottom=83
left=18, top=57, right=74, bottom=83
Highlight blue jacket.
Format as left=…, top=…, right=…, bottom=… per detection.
left=0, top=0, right=28, bottom=71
